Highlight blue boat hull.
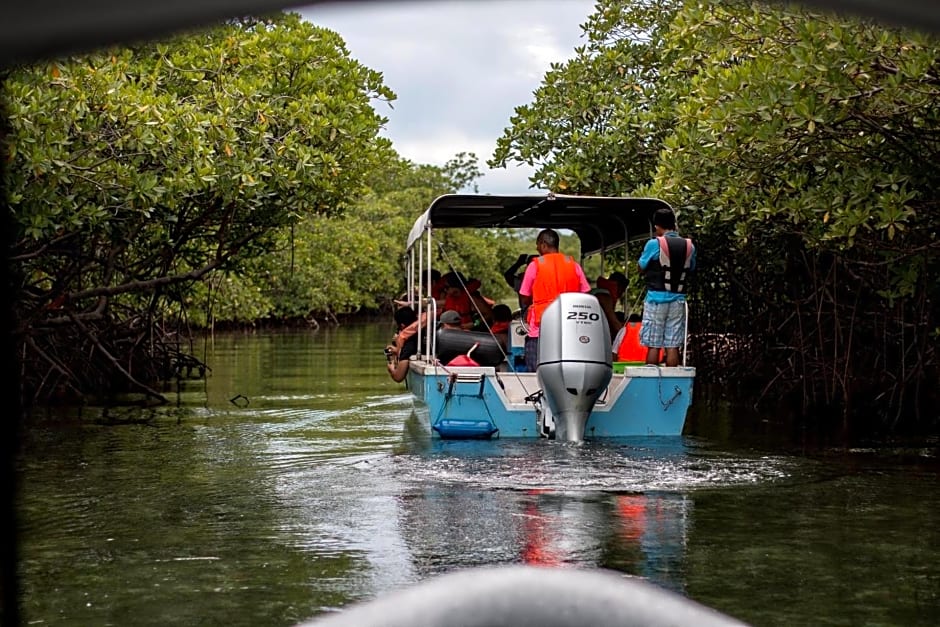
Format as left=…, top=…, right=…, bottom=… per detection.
left=406, top=360, right=694, bottom=439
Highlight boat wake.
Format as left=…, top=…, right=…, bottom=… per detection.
left=389, top=436, right=804, bottom=493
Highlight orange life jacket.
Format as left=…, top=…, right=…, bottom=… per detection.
left=616, top=322, right=647, bottom=362
left=394, top=312, right=428, bottom=354
left=490, top=321, right=510, bottom=334
left=442, top=278, right=482, bottom=325
left=530, top=253, right=583, bottom=327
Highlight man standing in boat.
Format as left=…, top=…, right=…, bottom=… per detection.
left=638, top=208, right=696, bottom=367
left=518, top=228, right=591, bottom=372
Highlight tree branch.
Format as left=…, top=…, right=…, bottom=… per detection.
left=67, top=312, right=168, bottom=404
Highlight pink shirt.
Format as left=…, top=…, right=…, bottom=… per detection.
left=518, top=256, right=590, bottom=337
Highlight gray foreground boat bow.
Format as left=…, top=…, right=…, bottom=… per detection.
left=300, top=565, right=748, bottom=627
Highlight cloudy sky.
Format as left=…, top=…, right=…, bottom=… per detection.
left=299, top=0, right=596, bottom=194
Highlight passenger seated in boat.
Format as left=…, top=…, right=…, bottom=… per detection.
left=439, top=272, right=493, bottom=329
left=385, top=306, right=421, bottom=383
left=393, top=308, right=429, bottom=356
left=438, top=309, right=464, bottom=330
left=490, top=304, right=512, bottom=352
left=391, top=269, right=443, bottom=308
left=611, top=313, right=661, bottom=363
left=591, top=287, right=623, bottom=337
left=429, top=268, right=446, bottom=300
left=395, top=271, right=442, bottom=307
left=596, top=271, right=628, bottom=302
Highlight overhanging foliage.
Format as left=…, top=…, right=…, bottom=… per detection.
left=491, top=0, right=940, bottom=435
left=4, top=13, right=396, bottom=403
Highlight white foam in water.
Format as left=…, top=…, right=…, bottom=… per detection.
left=390, top=439, right=800, bottom=493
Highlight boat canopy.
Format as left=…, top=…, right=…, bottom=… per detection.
left=406, top=193, right=672, bottom=257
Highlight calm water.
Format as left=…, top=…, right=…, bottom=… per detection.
left=15, top=327, right=940, bottom=626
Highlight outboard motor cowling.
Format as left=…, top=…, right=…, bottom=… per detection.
left=537, top=293, right=612, bottom=442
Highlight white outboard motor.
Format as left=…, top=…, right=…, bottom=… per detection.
left=537, top=292, right=612, bottom=442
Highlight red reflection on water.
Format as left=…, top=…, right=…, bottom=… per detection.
left=521, top=489, right=561, bottom=566
left=616, top=494, right=648, bottom=543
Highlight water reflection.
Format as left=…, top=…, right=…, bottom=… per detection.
left=352, top=430, right=802, bottom=595
left=392, top=440, right=696, bottom=585
left=91, top=395, right=865, bottom=617
left=15, top=329, right=940, bottom=627
left=258, top=420, right=731, bottom=598
left=512, top=489, right=691, bottom=591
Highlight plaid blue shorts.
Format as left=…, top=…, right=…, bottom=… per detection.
left=640, top=300, right=687, bottom=348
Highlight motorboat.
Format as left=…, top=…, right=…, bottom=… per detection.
left=400, top=192, right=695, bottom=442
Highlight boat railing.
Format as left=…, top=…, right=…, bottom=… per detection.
left=418, top=296, right=438, bottom=362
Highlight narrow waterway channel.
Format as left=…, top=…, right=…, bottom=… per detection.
left=15, top=326, right=939, bottom=626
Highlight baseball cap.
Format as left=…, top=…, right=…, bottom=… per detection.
left=439, top=310, right=462, bottom=325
